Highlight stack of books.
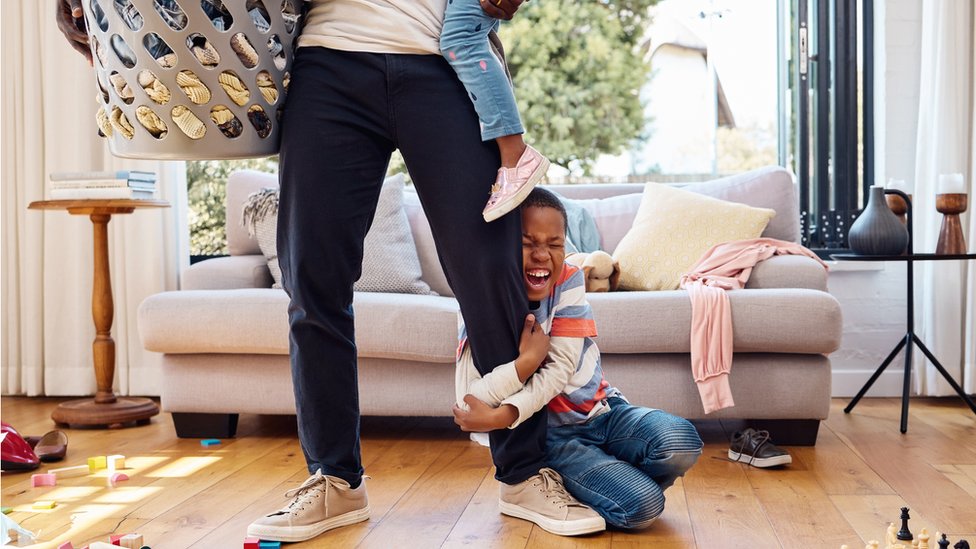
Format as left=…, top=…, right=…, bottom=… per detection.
left=49, top=170, right=157, bottom=200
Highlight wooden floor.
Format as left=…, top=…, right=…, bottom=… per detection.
left=1, top=397, right=974, bottom=549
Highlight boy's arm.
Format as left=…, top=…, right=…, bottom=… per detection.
left=497, top=335, right=584, bottom=429
left=455, top=343, right=523, bottom=409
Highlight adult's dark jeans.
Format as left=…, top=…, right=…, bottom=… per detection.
left=277, top=46, right=544, bottom=486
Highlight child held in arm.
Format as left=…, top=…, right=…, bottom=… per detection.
left=440, top=0, right=550, bottom=222
left=455, top=188, right=704, bottom=530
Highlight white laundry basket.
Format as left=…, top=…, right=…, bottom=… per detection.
left=83, top=0, right=302, bottom=160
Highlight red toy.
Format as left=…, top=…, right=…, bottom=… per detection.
left=1, top=422, right=40, bottom=471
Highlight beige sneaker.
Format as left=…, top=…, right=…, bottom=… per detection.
left=246, top=470, right=370, bottom=542
left=498, top=468, right=605, bottom=536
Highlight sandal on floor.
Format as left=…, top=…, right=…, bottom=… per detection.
left=32, top=430, right=68, bottom=462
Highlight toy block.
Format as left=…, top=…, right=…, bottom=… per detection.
left=110, top=533, right=124, bottom=544
left=200, top=439, right=221, bottom=447
left=109, top=472, right=130, bottom=484
left=58, top=542, right=75, bottom=549
left=89, top=543, right=118, bottom=549
left=88, top=456, right=108, bottom=472
left=119, top=533, right=144, bottom=548
left=31, top=500, right=57, bottom=509
left=243, top=538, right=260, bottom=549
left=258, top=542, right=281, bottom=549
left=49, top=464, right=90, bottom=478
left=107, top=455, right=126, bottom=472
left=1, top=506, right=13, bottom=514
left=31, top=473, right=57, bottom=487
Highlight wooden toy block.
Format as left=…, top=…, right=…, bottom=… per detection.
left=110, top=533, right=124, bottom=544
left=31, top=473, right=57, bottom=487
left=31, top=500, right=57, bottom=509
left=243, top=538, right=260, bottom=549
left=49, top=464, right=90, bottom=478
left=200, top=439, right=221, bottom=447
left=258, top=542, right=281, bottom=549
left=1, top=506, right=13, bottom=514
left=88, top=456, right=108, bottom=472
left=109, top=472, right=130, bottom=484
left=107, top=455, right=126, bottom=472
left=119, top=533, right=144, bottom=548
left=57, top=542, right=74, bottom=549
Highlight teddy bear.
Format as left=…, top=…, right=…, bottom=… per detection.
left=565, top=250, right=621, bottom=292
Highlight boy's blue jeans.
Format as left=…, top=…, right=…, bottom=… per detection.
left=440, top=0, right=525, bottom=141
left=546, top=398, right=704, bottom=529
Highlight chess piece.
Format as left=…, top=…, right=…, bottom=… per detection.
left=897, top=507, right=914, bottom=541
left=888, top=523, right=899, bottom=547
left=866, top=540, right=880, bottom=549
left=919, top=528, right=930, bottom=549
left=937, top=533, right=950, bottom=549
left=953, top=541, right=970, bottom=549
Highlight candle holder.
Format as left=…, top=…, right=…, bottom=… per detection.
left=935, top=193, right=968, bottom=255
left=886, top=193, right=911, bottom=225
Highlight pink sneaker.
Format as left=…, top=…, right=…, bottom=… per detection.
left=483, top=145, right=551, bottom=222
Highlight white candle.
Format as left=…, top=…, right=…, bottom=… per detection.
left=937, top=173, right=966, bottom=194
left=886, top=178, right=912, bottom=194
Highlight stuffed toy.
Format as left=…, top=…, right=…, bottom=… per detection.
left=565, top=251, right=621, bottom=292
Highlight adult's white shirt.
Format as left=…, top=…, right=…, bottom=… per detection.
left=299, top=0, right=449, bottom=55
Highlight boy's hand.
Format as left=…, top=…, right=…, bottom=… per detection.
left=515, top=314, right=549, bottom=382
left=453, top=395, right=517, bottom=432
left=56, top=0, right=93, bottom=64
left=479, top=0, right=525, bottom=21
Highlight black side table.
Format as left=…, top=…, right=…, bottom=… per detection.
left=831, top=189, right=976, bottom=433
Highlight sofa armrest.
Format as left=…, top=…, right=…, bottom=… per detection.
left=182, top=255, right=274, bottom=290
left=745, top=255, right=828, bottom=291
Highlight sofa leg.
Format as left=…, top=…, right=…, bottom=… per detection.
left=172, top=413, right=239, bottom=439
left=745, top=419, right=820, bottom=446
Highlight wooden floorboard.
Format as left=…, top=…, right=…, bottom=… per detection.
left=1, top=397, right=974, bottom=548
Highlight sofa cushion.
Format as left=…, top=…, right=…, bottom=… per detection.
left=182, top=255, right=274, bottom=290
left=613, top=183, right=776, bottom=290
left=240, top=172, right=433, bottom=295
left=139, top=289, right=461, bottom=362
left=403, top=190, right=454, bottom=297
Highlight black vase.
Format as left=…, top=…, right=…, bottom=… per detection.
left=848, top=186, right=909, bottom=255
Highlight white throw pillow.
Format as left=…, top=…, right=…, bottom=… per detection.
left=243, top=173, right=432, bottom=295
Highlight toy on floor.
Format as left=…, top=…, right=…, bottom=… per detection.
left=840, top=507, right=970, bottom=549
left=565, top=251, right=620, bottom=292
left=200, top=439, right=222, bottom=447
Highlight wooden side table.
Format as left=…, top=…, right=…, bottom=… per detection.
left=29, top=199, right=170, bottom=427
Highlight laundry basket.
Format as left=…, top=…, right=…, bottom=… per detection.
left=83, top=0, right=302, bottom=160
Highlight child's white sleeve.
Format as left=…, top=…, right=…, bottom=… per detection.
left=455, top=343, right=523, bottom=410
left=497, top=335, right=583, bottom=429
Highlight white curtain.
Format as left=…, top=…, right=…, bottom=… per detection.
left=912, top=0, right=974, bottom=396
left=967, top=5, right=976, bottom=395
left=1, top=1, right=189, bottom=396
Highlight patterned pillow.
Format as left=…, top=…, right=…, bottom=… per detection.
left=613, top=183, right=776, bottom=291
left=243, top=173, right=432, bottom=294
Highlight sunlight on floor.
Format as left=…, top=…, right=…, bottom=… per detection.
left=145, top=456, right=221, bottom=478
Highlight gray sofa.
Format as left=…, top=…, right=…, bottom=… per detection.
left=138, top=166, right=842, bottom=443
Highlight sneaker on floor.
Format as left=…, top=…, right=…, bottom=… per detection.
left=246, top=470, right=370, bottom=542
left=728, top=428, right=792, bottom=468
left=483, top=144, right=550, bottom=222
left=498, top=467, right=606, bottom=536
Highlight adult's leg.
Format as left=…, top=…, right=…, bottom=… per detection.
left=602, top=400, right=703, bottom=490
left=440, top=0, right=524, bottom=140
left=278, top=47, right=395, bottom=483
left=392, top=54, right=542, bottom=485
left=546, top=426, right=665, bottom=530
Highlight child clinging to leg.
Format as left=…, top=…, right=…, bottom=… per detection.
left=440, top=0, right=550, bottom=222
left=454, top=188, right=704, bottom=531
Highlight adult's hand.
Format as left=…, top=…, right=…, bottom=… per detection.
left=56, top=0, right=93, bottom=64
left=479, top=0, right=525, bottom=21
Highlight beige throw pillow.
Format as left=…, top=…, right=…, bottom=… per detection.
left=613, top=183, right=776, bottom=291
left=243, top=173, right=432, bottom=295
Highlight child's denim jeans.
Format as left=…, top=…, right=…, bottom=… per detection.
left=440, top=0, right=524, bottom=141
left=546, top=398, right=704, bottom=529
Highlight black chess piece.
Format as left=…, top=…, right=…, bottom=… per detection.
left=939, top=533, right=951, bottom=549
left=953, top=540, right=970, bottom=549
left=896, top=507, right=914, bottom=541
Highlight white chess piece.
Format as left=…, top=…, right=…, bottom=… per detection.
left=887, top=523, right=899, bottom=548
left=918, top=528, right=929, bottom=549
left=866, top=541, right=880, bottom=549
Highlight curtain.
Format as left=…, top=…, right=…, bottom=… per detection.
left=1, top=1, right=189, bottom=396
left=912, top=0, right=974, bottom=396
left=966, top=5, right=976, bottom=395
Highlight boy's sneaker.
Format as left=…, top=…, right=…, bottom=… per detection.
left=728, top=428, right=792, bottom=468
left=498, top=467, right=606, bottom=536
left=483, top=145, right=550, bottom=222
left=246, top=470, right=370, bottom=542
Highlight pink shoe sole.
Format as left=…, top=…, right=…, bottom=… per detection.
left=483, top=156, right=550, bottom=222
